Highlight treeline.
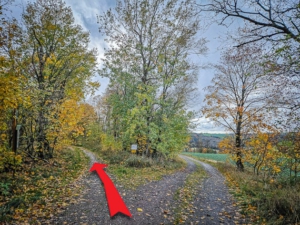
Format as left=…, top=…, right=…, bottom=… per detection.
left=0, top=0, right=208, bottom=173
left=188, top=133, right=223, bottom=152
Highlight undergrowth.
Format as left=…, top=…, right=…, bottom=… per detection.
left=92, top=149, right=187, bottom=189
left=184, top=153, right=300, bottom=224
left=0, top=147, right=89, bottom=224
left=217, top=163, right=300, bottom=225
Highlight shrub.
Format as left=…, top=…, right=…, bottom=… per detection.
left=101, top=150, right=130, bottom=165
left=125, top=155, right=152, bottom=168
left=219, top=163, right=300, bottom=224
left=0, top=182, right=11, bottom=197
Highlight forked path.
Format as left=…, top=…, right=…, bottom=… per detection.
left=50, top=150, right=245, bottom=224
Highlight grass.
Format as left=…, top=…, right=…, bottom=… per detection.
left=204, top=161, right=300, bottom=225
left=91, top=149, right=187, bottom=189
left=225, top=164, right=300, bottom=224
left=184, top=152, right=300, bottom=224
left=173, top=163, right=207, bottom=224
left=0, top=147, right=89, bottom=224
left=182, top=152, right=229, bottom=163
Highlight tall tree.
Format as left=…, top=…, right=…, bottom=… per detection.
left=0, top=0, right=31, bottom=171
left=1, top=0, right=98, bottom=161
left=200, top=0, right=300, bottom=132
left=98, top=0, right=206, bottom=158
left=202, top=45, right=270, bottom=171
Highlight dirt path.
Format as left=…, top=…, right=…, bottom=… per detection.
left=50, top=150, right=245, bottom=224
left=180, top=155, right=246, bottom=224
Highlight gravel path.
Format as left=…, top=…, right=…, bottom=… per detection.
left=50, top=149, right=196, bottom=225
left=179, top=155, right=246, bottom=224
left=50, top=150, right=245, bottom=224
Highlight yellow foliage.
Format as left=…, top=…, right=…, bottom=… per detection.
left=272, top=165, right=281, bottom=173
left=218, top=137, right=236, bottom=154
left=47, top=99, right=96, bottom=147
left=0, top=75, right=23, bottom=111
left=244, top=131, right=284, bottom=176
left=100, top=133, right=122, bottom=151
left=0, top=151, right=22, bottom=171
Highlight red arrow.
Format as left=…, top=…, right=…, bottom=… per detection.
left=90, top=162, right=132, bottom=218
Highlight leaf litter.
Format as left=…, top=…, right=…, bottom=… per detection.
left=47, top=150, right=248, bottom=224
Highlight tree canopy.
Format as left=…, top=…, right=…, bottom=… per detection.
left=97, top=0, right=207, bottom=158
left=0, top=0, right=98, bottom=171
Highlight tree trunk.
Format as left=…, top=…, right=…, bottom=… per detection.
left=235, top=124, right=244, bottom=171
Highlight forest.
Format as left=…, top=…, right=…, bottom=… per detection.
left=0, top=0, right=299, bottom=224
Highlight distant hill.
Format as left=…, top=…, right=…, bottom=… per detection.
left=201, top=133, right=229, bottom=139
left=189, top=133, right=232, bottom=150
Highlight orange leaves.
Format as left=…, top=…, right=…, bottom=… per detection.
left=247, top=204, right=257, bottom=212
left=272, top=165, right=281, bottom=173
left=237, top=106, right=244, bottom=113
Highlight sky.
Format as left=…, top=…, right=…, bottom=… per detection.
left=11, top=0, right=237, bottom=133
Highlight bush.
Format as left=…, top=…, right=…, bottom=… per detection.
left=125, top=155, right=153, bottom=168
left=0, top=182, right=11, bottom=197
left=219, top=163, right=300, bottom=224
left=101, top=150, right=130, bottom=165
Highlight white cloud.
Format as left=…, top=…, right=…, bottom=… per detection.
left=64, top=0, right=108, bottom=61
left=190, top=117, right=229, bottom=133
left=64, top=0, right=113, bottom=95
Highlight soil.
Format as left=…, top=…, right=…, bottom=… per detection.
left=49, top=150, right=246, bottom=225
